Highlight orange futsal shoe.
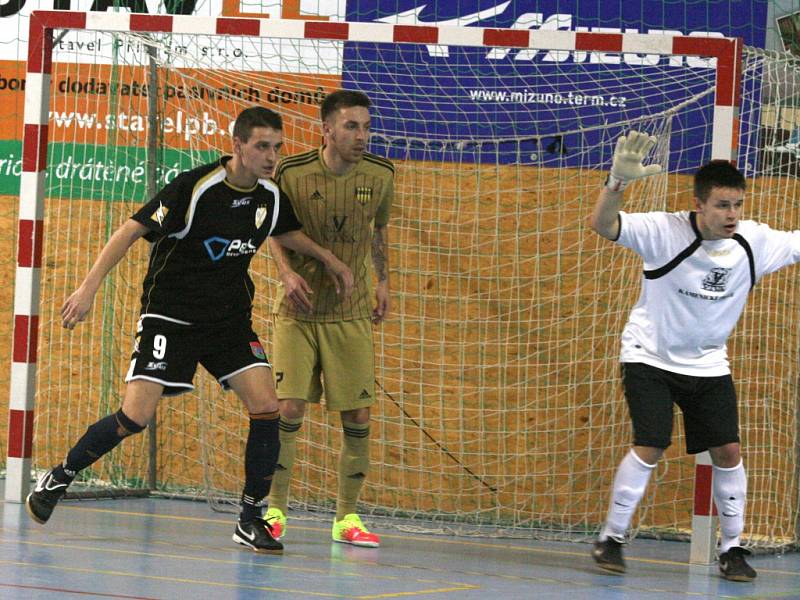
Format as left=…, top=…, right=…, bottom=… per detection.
left=265, top=506, right=286, bottom=541
left=331, top=513, right=380, bottom=547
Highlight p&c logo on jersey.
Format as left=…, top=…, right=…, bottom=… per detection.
left=356, top=187, right=372, bottom=205
left=203, top=237, right=258, bottom=261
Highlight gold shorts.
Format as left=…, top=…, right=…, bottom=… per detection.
left=271, top=316, right=375, bottom=411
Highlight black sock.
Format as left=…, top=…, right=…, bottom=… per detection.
left=61, top=409, right=145, bottom=476
left=240, top=411, right=280, bottom=522
left=51, top=464, right=73, bottom=485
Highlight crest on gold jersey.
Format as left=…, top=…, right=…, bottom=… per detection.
left=151, top=204, right=169, bottom=225
left=255, top=205, right=267, bottom=228
left=356, top=187, right=372, bottom=205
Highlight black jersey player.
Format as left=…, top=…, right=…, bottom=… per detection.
left=26, top=107, right=353, bottom=555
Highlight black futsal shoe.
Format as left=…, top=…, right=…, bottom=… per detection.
left=233, top=517, right=284, bottom=555
left=26, top=469, right=69, bottom=524
left=719, top=546, right=757, bottom=582
left=592, top=538, right=626, bottom=573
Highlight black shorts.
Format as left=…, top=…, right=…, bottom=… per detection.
left=621, top=362, right=740, bottom=454
left=125, top=314, right=271, bottom=396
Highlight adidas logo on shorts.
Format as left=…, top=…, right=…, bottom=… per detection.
left=359, top=389, right=371, bottom=400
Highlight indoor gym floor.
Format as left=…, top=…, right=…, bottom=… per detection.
left=0, top=491, right=799, bottom=599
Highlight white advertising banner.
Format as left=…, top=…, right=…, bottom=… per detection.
left=0, top=0, right=346, bottom=69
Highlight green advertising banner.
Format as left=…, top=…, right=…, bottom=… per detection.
left=0, top=140, right=216, bottom=201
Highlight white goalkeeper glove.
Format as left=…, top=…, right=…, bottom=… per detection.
left=605, top=131, right=662, bottom=192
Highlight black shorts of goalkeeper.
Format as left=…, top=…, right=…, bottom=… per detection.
left=125, top=313, right=270, bottom=396
left=621, top=362, right=740, bottom=455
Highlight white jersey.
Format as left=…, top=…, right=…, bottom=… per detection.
left=616, top=210, right=800, bottom=376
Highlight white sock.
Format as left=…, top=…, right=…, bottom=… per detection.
left=713, top=460, right=746, bottom=553
left=600, top=449, right=656, bottom=542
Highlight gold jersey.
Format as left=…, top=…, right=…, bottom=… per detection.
left=273, top=147, right=394, bottom=321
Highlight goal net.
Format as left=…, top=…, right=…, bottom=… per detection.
left=9, top=11, right=799, bottom=550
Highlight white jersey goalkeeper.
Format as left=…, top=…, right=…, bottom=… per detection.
left=590, top=131, right=800, bottom=582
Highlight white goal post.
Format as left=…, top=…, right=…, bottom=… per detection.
left=11, top=9, right=796, bottom=562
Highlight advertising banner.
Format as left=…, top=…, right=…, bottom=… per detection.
left=0, top=1, right=343, bottom=198
left=0, top=1, right=772, bottom=185
left=0, top=57, right=339, bottom=195
left=344, top=0, right=769, bottom=170
left=0, top=139, right=216, bottom=199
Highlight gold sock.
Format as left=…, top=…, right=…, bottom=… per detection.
left=267, top=415, right=304, bottom=513
left=336, top=420, right=370, bottom=520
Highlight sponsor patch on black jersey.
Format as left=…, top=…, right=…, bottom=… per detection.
left=250, top=341, right=266, bottom=359
left=151, top=204, right=169, bottom=225
left=255, top=205, right=267, bottom=229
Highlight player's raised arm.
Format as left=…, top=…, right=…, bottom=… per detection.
left=590, top=131, right=662, bottom=240
left=61, top=219, right=150, bottom=329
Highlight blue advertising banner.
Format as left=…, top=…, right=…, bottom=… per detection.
left=344, top=1, right=768, bottom=171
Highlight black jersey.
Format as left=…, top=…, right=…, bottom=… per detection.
left=131, top=157, right=301, bottom=324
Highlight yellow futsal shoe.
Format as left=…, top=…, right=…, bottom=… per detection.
left=265, top=506, right=286, bottom=541
left=331, top=513, right=380, bottom=547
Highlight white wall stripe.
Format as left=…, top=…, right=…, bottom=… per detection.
left=690, top=514, right=717, bottom=564
left=10, top=362, right=37, bottom=411
left=622, top=33, right=675, bottom=55
left=173, top=15, right=216, bottom=35
left=531, top=30, right=576, bottom=51
left=4, top=457, right=31, bottom=503
left=695, top=451, right=713, bottom=467
left=348, top=22, right=394, bottom=43
left=711, top=105, right=736, bottom=159
left=13, top=268, right=41, bottom=318
left=259, top=19, right=305, bottom=40
left=437, top=26, right=484, bottom=48
left=22, top=73, right=49, bottom=126
left=85, top=12, right=131, bottom=32
left=19, top=172, right=46, bottom=221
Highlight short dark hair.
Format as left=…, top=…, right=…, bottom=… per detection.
left=694, top=160, right=746, bottom=202
left=233, top=106, right=282, bottom=142
left=321, top=89, right=371, bottom=122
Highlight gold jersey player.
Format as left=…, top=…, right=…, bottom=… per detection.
left=25, top=107, right=353, bottom=555
left=265, top=90, right=393, bottom=547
